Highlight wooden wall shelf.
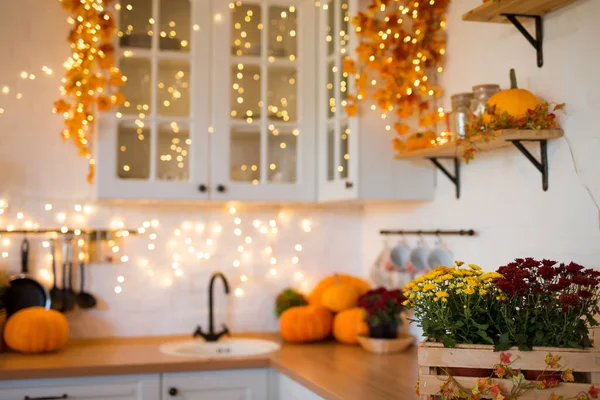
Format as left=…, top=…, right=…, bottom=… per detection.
left=396, top=129, right=564, bottom=199
left=462, top=0, right=579, bottom=67
left=462, top=0, right=578, bottom=23
left=395, top=129, right=563, bottom=159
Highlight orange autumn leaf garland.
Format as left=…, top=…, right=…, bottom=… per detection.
left=344, top=0, right=450, bottom=154
left=54, top=0, right=126, bottom=183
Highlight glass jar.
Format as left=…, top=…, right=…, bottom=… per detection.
left=471, top=84, right=500, bottom=117
left=450, top=92, right=473, bottom=139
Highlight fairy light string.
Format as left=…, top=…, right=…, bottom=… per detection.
left=344, top=0, right=450, bottom=153
left=54, top=0, right=126, bottom=183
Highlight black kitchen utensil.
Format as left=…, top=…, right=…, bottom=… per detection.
left=61, top=239, right=76, bottom=312
left=49, top=239, right=63, bottom=311
left=4, top=238, right=50, bottom=316
left=76, top=260, right=96, bottom=309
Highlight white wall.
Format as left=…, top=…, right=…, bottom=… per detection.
left=364, top=0, right=600, bottom=273
left=0, top=0, right=363, bottom=338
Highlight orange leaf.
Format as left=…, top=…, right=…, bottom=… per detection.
left=394, top=123, right=409, bottom=136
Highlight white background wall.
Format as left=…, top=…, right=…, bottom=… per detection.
left=364, top=0, right=600, bottom=274
left=0, top=0, right=599, bottom=338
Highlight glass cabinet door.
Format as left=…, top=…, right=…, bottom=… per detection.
left=317, top=0, right=358, bottom=201
left=97, top=0, right=211, bottom=200
left=211, top=0, right=316, bottom=202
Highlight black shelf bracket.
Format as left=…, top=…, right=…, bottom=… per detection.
left=507, top=139, right=549, bottom=191
left=428, top=157, right=460, bottom=199
left=502, top=14, right=543, bottom=67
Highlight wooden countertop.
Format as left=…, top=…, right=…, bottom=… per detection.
left=0, top=334, right=419, bottom=400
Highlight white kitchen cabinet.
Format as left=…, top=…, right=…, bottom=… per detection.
left=272, top=371, right=324, bottom=400
left=162, top=369, right=269, bottom=400
left=97, top=0, right=317, bottom=202
left=0, top=374, right=160, bottom=400
left=211, top=0, right=317, bottom=202
left=97, top=0, right=433, bottom=202
left=97, top=0, right=212, bottom=200
left=316, top=0, right=434, bottom=202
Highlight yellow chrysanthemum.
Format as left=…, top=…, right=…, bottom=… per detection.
left=479, top=289, right=488, bottom=296
left=422, top=283, right=436, bottom=292
left=455, top=261, right=464, bottom=266
left=435, top=291, right=449, bottom=299
left=441, top=274, right=454, bottom=281
left=464, top=287, right=475, bottom=295
left=469, top=264, right=482, bottom=271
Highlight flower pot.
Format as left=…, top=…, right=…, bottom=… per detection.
left=369, top=321, right=398, bottom=339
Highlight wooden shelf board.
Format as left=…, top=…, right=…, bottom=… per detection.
left=395, top=129, right=564, bottom=159
left=462, top=0, right=578, bottom=23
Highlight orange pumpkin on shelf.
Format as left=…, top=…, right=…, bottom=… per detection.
left=308, top=274, right=370, bottom=307
left=279, top=305, right=333, bottom=343
left=4, top=307, right=69, bottom=354
left=333, top=308, right=369, bottom=345
left=405, top=131, right=438, bottom=151
left=485, top=68, right=542, bottom=121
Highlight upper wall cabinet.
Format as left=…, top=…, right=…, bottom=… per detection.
left=211, top=0, right=317, bottom=202
left=96, top=0, right=433, bottom=202
left=97, top=0, right=212, bottom=200
left=316, top=0, right=434, bottom=202
left=97, top=0, right=316, bottom=202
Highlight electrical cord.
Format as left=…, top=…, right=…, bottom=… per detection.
left=562, top=135, right=600, bottom=231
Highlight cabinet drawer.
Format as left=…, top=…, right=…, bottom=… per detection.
left=162, top=369, right=268, bottom=400
left=0, top=374, right=160, bottom=400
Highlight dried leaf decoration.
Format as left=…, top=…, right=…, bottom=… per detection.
left=54, top=0, right=125, bottom=183
left=344, top=0, right=450, bottom=154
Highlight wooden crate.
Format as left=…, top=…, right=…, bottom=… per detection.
left=418, top=340, right=600, bottom=399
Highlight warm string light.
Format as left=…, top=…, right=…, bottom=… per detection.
left=343, top=0, right=450, bottom=153
left=54, top=0, right=126, bottom=183
left=0, top=199, right=314, bottom=296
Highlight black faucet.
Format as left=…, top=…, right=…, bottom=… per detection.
left=193, top=272, right=231, bottom=342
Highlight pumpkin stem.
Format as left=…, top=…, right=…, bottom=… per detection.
left=510, top=68, right=518, bottom=89
left=334, top=274, right=340, bottom=285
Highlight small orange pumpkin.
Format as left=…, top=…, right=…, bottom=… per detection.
left=333, top=308, right=369, bottom=345
left=279, top=305, right=333, bottom=343
left=4, top=307, right=69, bottom=353
left=485, top=69, right=542, bottom=121
left=322, top=275, right=360, bottom=312
left=309, top=274, right=370, bottom=306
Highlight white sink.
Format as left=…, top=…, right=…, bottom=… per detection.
left=159, top=338, right=281, bottom=358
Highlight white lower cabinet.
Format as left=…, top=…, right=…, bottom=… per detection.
left=272, top=371, right=324, bottom=400
left=162, top=369, right=269, bottom=400
left=0, top=369, right=322, bottom=400
left=0, top=374, right=160, bottom=400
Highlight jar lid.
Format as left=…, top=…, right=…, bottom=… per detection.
left=451, top=92, right=474, bottom=101
left=472, top=84, right=500, bottom=91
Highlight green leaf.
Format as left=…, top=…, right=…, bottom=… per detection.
left=471, top=322, right=489, bottom=331
left=442, top=335, right=457, bottom=348
left=477, top=330, right=494, bottom=345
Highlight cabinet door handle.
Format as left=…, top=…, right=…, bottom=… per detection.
left=198, top=184, right=208, bottom=193
left=345, top=181, right=354, bottom=189
left=168, top=387, right=179, bottom=396
left=24, top=395, right=68, bottom=400
left=216, top=184, right=227, bottom=193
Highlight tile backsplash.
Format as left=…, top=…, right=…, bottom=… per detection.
left=0, top=200, right=364, bottom=338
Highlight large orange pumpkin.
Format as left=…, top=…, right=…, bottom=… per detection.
left=308, top=274, right=370, bottom=306
left=333, top=308, right=369, bottom=345
left=322, top=278, right=360, bottom=313
left=4, top=307, right=69, bottom=353
left=279, top=305, right=333, bottom=343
